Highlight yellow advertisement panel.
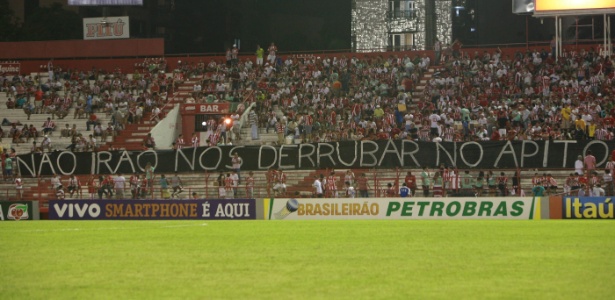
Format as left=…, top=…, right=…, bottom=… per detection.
left=536, top=0, right=615, bottom=12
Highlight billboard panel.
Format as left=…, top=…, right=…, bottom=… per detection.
left=0, top=62, right=21, bottom=75
left=562, top=197, right=614, bottom=219
left=49, top=199, right=256, bottom=220
left=83, top=16, right=130, bottom=40
left=264, top=198, right=540, bottom=220
left=69, top=0, right=143, bottom=5
left=0, top=201, right=40, bottom=221
left=535, top=0, right=615, bottom=12
left=512, top=0, right=534, bottom=14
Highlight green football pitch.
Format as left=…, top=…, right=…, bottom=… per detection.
left=0, top=221, right=612, bottom=299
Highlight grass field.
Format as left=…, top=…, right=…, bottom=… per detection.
left=0, top=220, right=613, bottom=299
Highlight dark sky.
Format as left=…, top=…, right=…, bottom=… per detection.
left=456, top=0, right=613, bottom=47
left=167, top=0, right=351, bottom=54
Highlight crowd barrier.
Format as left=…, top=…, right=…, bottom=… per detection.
left=2, top=196, right=611, bottom=221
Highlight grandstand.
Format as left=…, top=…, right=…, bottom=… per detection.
left=1, top=43, right=614, bottom=216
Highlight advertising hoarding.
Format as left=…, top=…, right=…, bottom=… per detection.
left=0, top=201, right=40, bottom=221
left=535, top=0, right=615, bottom=12
left=562, top=197, right=614, bottom=219
left=83, top=16, right=130, bottom=40
left=264, top=198, right=540, bottom=220
left=0, top=62, right=21, bottom=75
left=49, top=199, right=256, bottom=220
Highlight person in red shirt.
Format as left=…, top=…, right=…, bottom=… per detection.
left=86, top=113, right=99, bottom=131
left=490, top=126, right=501, bottom=141
left=326, top=171, right=338, bottom=198
left=87, top=175, right=97, bottom=199
left=404, top=171, right=417, bottom=196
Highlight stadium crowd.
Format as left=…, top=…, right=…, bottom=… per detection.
left=2, top=44, right=615, bottom=200
left=172, top=43, right=615, bottom=146
left=1, top=57, right=173, bottom=152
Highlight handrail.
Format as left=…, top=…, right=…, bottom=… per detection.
left=7, top=38, right=611, bottom=63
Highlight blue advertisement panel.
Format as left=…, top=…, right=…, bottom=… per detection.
left=48, top=199, right=256, bottom=220
left=562, top=197, right=614, bottom=219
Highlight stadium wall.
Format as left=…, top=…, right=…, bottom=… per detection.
left=3, top=39, right=602, bottom=75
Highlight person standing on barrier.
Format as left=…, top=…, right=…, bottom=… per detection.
left=399, top=183, right=410, bottom=198
left=231, top=152, right=243, bottom=183
left=460, top=170, right=474, bottom=196
left=592, top=183, right=605, bottom=197
left=159, top=174, right=170, bottom=199
left=313, top=174, right=324, bottom=198
left=603, top=169, right=614, bottom=196
left=532, top=183, right=546, bottom=197
left=171, top=172, right=183, bottom=199
left=497, top=172, right=508, bottom=197
left=245, top=171, right=255, bottom=198
left=114, top=173, right=126, bottom=199
left=475, top=171, right=485, bottom=197
left=357, top=173, right=370, bottom=198
left=432, top=172, right=443, bottom=197
left=421, top=166, right=431, bottom=197
left=404, top=171, right=417, bottom=197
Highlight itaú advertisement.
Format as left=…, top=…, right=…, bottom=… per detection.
left=563, top=197, right=614, bottom=219
left=535, top=0, right=615, bottom=12
left=264, top=198, right=540, bottom=220
left=49, top=199, right=256, bottom=220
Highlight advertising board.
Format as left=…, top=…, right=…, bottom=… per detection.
left=535, top=0, right=615, bottom=12
left=0, top=62, right=21, bottom=75
left=562, top=197, right=614, bottom=219
left=182, top=103, right=231, bottom=115
left=264, top=198, right=540, bottom=220
left=48, top=199, right=256, bottom=220
left=0, top=201, right=40, bottom=221
left=83, top=16, right=130, bottom=40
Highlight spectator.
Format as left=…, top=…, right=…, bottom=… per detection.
left=143, top=133, right=156, bottom=149
left=584, top=150, right=596, bottom=172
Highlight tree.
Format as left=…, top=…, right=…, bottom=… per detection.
left=0, top=0, right=19, bottom=41
left=19, top=3, right=82, bottom=41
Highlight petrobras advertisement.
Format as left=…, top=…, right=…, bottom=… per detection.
left=83, top=16, right=130, bottom=40
left=264, top=198, right=540, bottom=220
left=49, top=199, right=256, bottom=220
left=563, top=197, right=614, bottom=219
left=0, top=201, right=40, bottom=221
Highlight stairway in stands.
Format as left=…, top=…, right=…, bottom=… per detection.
left=408, top=67, right=436, bottom=115
left=98, top=76, right=203, bottom=151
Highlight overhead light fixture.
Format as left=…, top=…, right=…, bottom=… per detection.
left=454, top=6, right=465, bottom=17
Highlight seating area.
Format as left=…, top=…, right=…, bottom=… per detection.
left=1, top=47, right=614, bottom=211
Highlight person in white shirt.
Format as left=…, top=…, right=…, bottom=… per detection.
left=114, top=173, right=126, bottom=199
left=313, top=174, right=324, bottom=198
left=344, top=181, right=356, bottom=198
left=429, top=110, right=441, bottom=137
left=574, top=155, right=584, bottom=175
left=592, top=184, right=605, bottom=197
left=404, top=113, right=414, bottom=132
left=15, top=173, right=23, bottom=200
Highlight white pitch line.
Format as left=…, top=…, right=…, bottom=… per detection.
left=0, top=223, right=208, bottom=233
